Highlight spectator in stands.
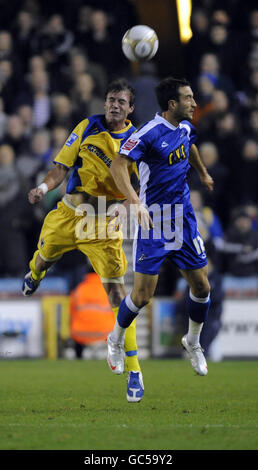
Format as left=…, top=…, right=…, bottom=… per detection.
left=31, top=128, right=52, bottom=168
left=197, top=88, right=231, bottom=139
left=213, top=111, right=241, bottom=167
left=17, top=104, right=34, bottom=139
left=27, top=69, right=51, bottom=128
left=11, top=9, right=37, bottom=72
left=249, top=69, right=258, bottom=95
left=0, top=97, right=7, bottom=139
left=248, top=109, right=258, bottom=140
left=0, top=144, right=28, bottom=276
left=207, top=16, right=244, bottom=89
left=185, top=8, right=210, bottom=79
left=0, top=59, right=22, bottom=113
left=71, top=72, right=103, bottom=121
left=17, top=128, right=52, bottom=184
left=48, top=94, right=75, bottom=129
left=1, top=114, right=30, bottom=155
left=190, top=189, right=224, bottom=250
left=246, top=9, right=258, bottom=54
left=192, top=73, right=216, bottom=127
left=50, top=125, right=69, bottom=160
left=74, top=5, right=93, bottom=46
left=244, top=203, right=258, bottom=230
left=0, top=31, right=15, bottom=62
left=32, top=14, right=74, bottom=69
left=238, top=138, right=258, bottom=205
left=130, top=62, right=160, bottom=127
left=222, top=209, right=258, bottom=277
left=28, top=54, right=46, bottom=75
left=189, top=142, right=228, bottom=223
left=67, top=49, right=107, bottom=97
left=81, top=9, right=123, bottom=77
left=198, top=53, right=235, bottom=97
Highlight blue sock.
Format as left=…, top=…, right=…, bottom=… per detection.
left=187, top=290, right=210, bottom=323
left=117, top=295, right=140, bottom=328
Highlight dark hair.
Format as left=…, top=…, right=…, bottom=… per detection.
left=155, top=77, right=191, bottom=111
left=105, top=78, right=135, bottom=106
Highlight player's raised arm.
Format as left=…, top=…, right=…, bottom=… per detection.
left=189, top=144, right=214, bottom=192
left=110, top=155, right=153, bottom=229
left=110, top=155, right=140, bottom=204
left=28, top=163, right=68, bottom=204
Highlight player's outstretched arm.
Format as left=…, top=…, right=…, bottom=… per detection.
left=189, top=144, right=214, bottom=192
left=110, top=155, right=153, bottom=229
left=28, top=164, right=68, bottom=204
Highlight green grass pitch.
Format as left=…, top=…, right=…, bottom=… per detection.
left=0, top=359, right=257, bottom=450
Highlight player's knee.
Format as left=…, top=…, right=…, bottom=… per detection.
left=131, top=288, right=151, bottom=309
left=107, top=285, right=125, bottom=307
left=191, top=279, right=210, bottom=299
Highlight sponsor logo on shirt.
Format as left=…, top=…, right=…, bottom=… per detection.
left=122, top=138, right=139, bottom=152
left=65, top=132, right=78, bottom=147
left=87, top=144, right=112, bottom=168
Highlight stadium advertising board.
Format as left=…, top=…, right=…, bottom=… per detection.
left=0, top=300, right=43, bottom=358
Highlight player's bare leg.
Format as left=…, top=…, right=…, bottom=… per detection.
left=179, top=266, right=210, bottom=375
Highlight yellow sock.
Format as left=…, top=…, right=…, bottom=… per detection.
left=29, top=250, right=47, bottom=281
left=112, top=306, right=141, bottom=373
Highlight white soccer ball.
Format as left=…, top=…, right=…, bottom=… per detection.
left=122, top=25, right=159, bottom=62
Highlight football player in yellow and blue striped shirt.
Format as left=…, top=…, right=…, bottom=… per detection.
left=22, top=78, right=144, bottom=402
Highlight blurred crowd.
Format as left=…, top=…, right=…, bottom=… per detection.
left=183, top=1, right=258, bottom=279
left=0, top=0, right=257, bottom=286
left=0, top=0, right=138, bottom=279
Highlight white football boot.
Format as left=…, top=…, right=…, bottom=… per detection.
left=181, top=335, right=208, bottom=376
left=107, top=333, right=124, bottom=375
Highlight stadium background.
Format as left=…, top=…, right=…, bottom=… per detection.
left=0, top=0, right=258, bottom=364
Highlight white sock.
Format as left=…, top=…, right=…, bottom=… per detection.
left=187, top=318, right=204, bottom=346
left=110, top=319, right=125, bottom=344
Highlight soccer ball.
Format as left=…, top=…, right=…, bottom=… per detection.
left=122, top=25, right=159, bottom=62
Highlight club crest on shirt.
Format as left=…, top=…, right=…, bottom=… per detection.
left=122, top=138, right=139, bottom=152
left=65, top=132, right=78, bottom=147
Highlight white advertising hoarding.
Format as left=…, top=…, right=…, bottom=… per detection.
left=152, top=297, right=258, bottom=359
left=0, top=300, right=43, bottom=358
left=214, top=299, right=258, bottom=357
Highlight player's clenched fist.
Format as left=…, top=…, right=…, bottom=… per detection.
left=28, top=187, right=44, bottom=204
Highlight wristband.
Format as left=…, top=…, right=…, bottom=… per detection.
left=38, top=183, right=48, bottom=195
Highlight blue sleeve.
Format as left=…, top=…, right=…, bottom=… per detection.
left=189, top=123, right=198, bottom=146
left=119, top=133, right=148, bottom=161
left=181, top=120, right=198, bottom=146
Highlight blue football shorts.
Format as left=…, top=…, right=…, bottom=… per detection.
left=133, top=206, right=207, bottom=275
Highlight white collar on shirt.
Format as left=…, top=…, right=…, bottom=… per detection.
left=154, top=112, right=178, bottom=130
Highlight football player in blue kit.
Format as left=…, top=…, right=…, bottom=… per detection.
left=107, top=77, right=214, bottom=386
